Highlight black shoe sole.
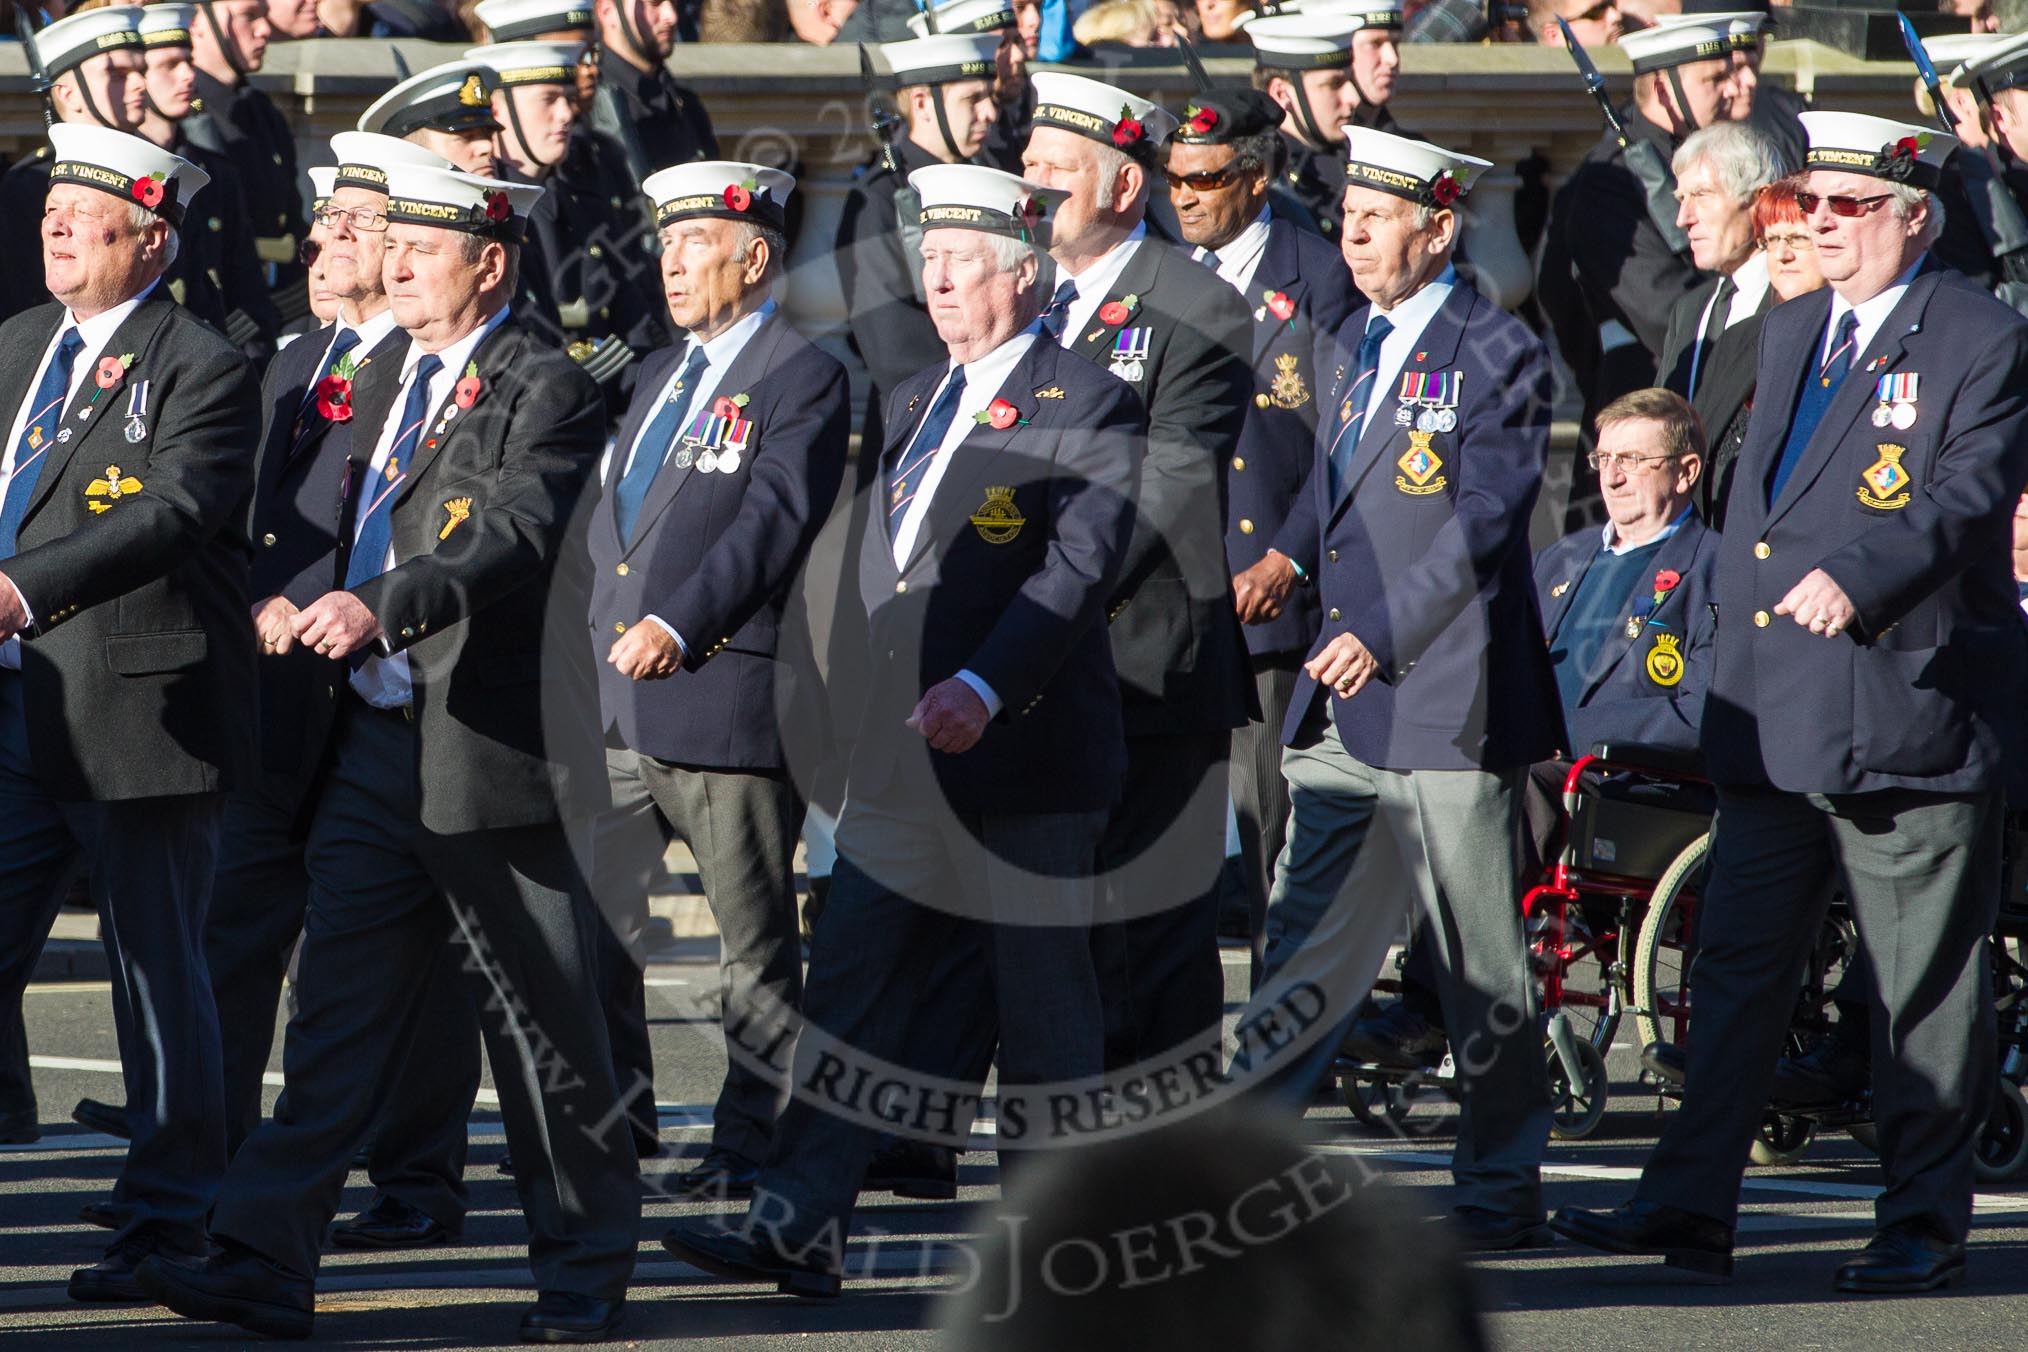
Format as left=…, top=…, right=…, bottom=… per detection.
left=78, top=1203, right=120, bottom=1230
left=70, top=1103, right=130, bottom=1141
left=67, top=1275, right=146, bottom=1304
left=873, top=1178, right=958, bottom=1201
left=329, top=1227, right=453, bottom=1251
left=520, top=1315, right=623, bottom=1343
left=136, top=1265, right=314, bottom=1339
left=660, top=1233, right=841, bottom=1299
left=1547, top=1219, right=1733, bottom=1280
left=1458, top=1222, right=1555, bottom=1253
left=1835, top=1264, right=1965, bottom=1295
left=667, top=1178, right=758, bottom=1202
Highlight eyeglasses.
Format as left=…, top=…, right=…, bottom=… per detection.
left=1757, top=231, right=1812, bottom=253
left=1587, top=451, right=1679, bottom=474
left=1795, top=191, right=1892, bottom=219
left=314, top=205, right=389, bottom=233
left=1164, top=165, right=1242, bottom=192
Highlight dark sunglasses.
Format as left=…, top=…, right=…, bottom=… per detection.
left=1165, top=165, right=1242, bottom=192
left=299, top=238, right=321, bottom=267
left=1795, top=191, right=1892, bottom=218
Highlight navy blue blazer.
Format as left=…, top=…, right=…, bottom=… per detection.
left=1276, top=281, right=1560, bottom=772
left=847, top=338, right=1140, bottom=817
left=1703, top=267, right=2028, bottom=795
left=248, top=324, right=402, bottom=777
left=1533, top=514, right=1718, bottom=758
left=588, top=313, right=850, bottom=770
left=1227, top=219, right=1357, bottom=658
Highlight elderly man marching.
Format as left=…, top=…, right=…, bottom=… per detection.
left=586, top=160, right=851, bottom=1195
left=1554, top=112, right=2028, bottom=1294
left=138, top=162, right=637, bottom=1343
left=662, top=162, right=1141, bottom=1298
left=0, top=123, right=258, bottom=1302
left=1235, top=126, right=1560, bottom=1253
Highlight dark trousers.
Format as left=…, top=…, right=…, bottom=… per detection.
left=205, top=766, right=481, bottom=1228
left=1231, top=654, right=1302, bottom=977
left=1637, top=784, right=1999, bottom=1244
left=1093, top=729, right=1232, bottom=1068
left=755, top=792, right=1106, bottom=1254
left=208, top=703, right=639, bottom=1297
left=0, top=668, right=224, bottom=1253
left=591, top=747, right=806, bottom=1165
left=0, top=998, right=28, bottom=1120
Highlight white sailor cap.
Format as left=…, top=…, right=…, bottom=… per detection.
left=1957, top=31, right=2028, bottom=95
left=309, top=165, right=336, bottom=212
left=1029, top=71, right=1178, bottom=159
left=908, top=162, right=1063, bottom=244
left=642, top=160, right=796, bottom=233
left=1654, top=10, right=1766, bottom=50
left=1340, top=125, right=1491, bottom=207
left=383, top=162, right=542, bottom=242
left=137, top=4, right=196, bottom=49
left=359, top=62, right=501, bottom=138
left=1800, top=110, right=1955, bottom=190
left=1243, top=13, right=1357, bottom=70
left=472, top=0, right=594, bottom=40
left=1618, top=19, right=1733, bottom=75
left=1297, top=1, right=1404, bottom=31
left=880, top=33, right=1000, bottom=88
left=329, top=130, right=452, bottom=195
left=1925, top=32, right=2008, bottom=88
left=906, top=0, right=1016, bottom=37
left=463, top=40, right=588, bottom=87
left=31, top=5, right=143, bottom=84
left=47, top=122, right=208, bottom=224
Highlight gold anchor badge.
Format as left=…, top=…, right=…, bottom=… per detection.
left=84, top=465, right=143, bottom=513
left=1858, top=443, right=1912, bottom=510
left=438, top=497, right=472, bottom=540
left=1267, top=353, right=1310, bottom=410
left=1646, top=632, right=1684, bottom=687
left=457, top=73, right=486, bottom=106
left=968, top=485, right=1026, bottom=544
left=1394, top=431, right=1447, bottom=496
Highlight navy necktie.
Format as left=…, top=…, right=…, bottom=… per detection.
left=1326, top=315, right=1393, bottom=502
left=0, top=329, right=84, bottom=559
left=346, top=353, right=440, bottom=591
left=1039, top=279, right=1078, bottom=342
left=613, top=346, right=707, bottom=546
left=291, top=325, right=363, bottom=453
left=1767, top=311, right=1859, bottom=506
left=887, top=366, right=968, bottom=539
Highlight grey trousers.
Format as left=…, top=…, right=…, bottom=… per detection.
left=1231, top=653, right=1302, bottom=970
left=1638, top=784, right=1998, bottom=1244
left=591, top=747, right=806, bottom=1164
left=1243, top=717, right=1550, bottom=1218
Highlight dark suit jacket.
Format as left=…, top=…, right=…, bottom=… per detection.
left=849, top=338, right=1139, bottom=817
left=248, top=322, right=403, bottom=776
left=1657, top=274, right=1773, bottom=528
left=1704, top=268, right=2028, bottom=795
left=1227, top=219, right=1357, bottom=659
left=1276, top=281, right=1561, bottom=772
left=1062, top=234, right=1253, bottom=737
left=338, top=315, right=607, bottom=832
left=3, top=293, right=259, bottom=800
left=588, top=312, right=850, bottom=769
left=1533, top=514, right=1719, bottom=757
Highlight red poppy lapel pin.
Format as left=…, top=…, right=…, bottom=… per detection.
left=974, top=398, right=1028, bottom=430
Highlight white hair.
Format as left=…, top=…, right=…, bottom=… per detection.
left=1672, top=121, right=1791, bottom=203
left=981, top=231, right=1037, bottom=275
left=1089, top=141, right=1143, bottom=214
left=1885, top=183, right=1946, bottom=248
left=731, top=219, right=787, bottom=282
left=123, top=201, right=179, bottom=270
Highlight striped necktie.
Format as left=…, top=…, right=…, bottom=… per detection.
left=0, top=329, right=84, bottom=559
left=1326, top=316, right=1393, bottom=502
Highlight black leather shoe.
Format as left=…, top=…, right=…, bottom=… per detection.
left=662, top=1221, right=841, bottom=1298
left=1641, top=1041, right=1687, bottom=1087
left=1449, top=1206, right=1554, bottom=1252
left=865, top=1140, right=958, bottom=1200
left=1341, top=1001, right=1448, bottom=1070
left=667, top=1151, right=759, bottom=1201
left=71, top=1098, right=129, bottom=1140
left=1771, top=1029, right=1869, bottom=1107
left=330, top=1193, right=455, bottom=1249
left=1549, top=1200, right=1734, bottom=1279
left=0, top=1108, right=38, bottom=1144
left=136, top=1241, right=315, bottom=1339
left=519, top=1291, right=623, bottom=1343
left=78, top=1199, right=122, bottom=1230
left=68, top=1239, right=155, bottom=1303
left=1833, top=1223, right=1966, bottom=1294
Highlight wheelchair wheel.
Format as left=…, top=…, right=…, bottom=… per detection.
left=1974, top=1081, right=2028, bottom=1183
left=1340, top=1073, right=1411, bottom=1130
left=1632, top=832, right=1710, bottom=1057
left=1748, top=1112, right=1814, bottom=1167
left=1546, top=1033, right=1610, bottom=1140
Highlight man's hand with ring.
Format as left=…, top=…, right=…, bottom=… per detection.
left=1305, top=631, right=1379, bottom=699
left=290, top=591, right=383, bottom=661
left=1774, top=567, right=1857, bottom=639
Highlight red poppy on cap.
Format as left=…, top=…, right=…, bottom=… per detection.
left=724, top=183, right=752, bottom=212
left=132, top=176, right=164, bottom=210
left=483, top=190, right=511, bottom=223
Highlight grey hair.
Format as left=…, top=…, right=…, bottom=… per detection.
left=455, top=232, right=522, bottom=293
left=980, top=231, right=1037, bottom=274
left=123, top=201, right=179, bottom=270
left=1886, top=183, right=1946, bottom=248
left=1090, top=141, right=1143, bottom=213
left=731, top=220, right=787, bottom=283
left=1671, top=121, right=1791, bottom=203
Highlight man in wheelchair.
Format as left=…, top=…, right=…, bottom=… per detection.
left=1346, top=389, right=1719, bottom=1068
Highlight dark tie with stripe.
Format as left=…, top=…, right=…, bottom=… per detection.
left=886, top=367, right=967, bottom=540
left=1767, top=311, right=1858, bottom=506
left=0, top=329, right=84, bottom=559
left=612, top=346, right=707, bottom=546
left=1326, top=316, right=1393, bottom=502
left=345, top=353, right=440, bottom=591
left=1039, top=279, right=1078, bottom=342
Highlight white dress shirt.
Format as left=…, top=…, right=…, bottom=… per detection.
left=350, top=305, right=510, bottom=708
left=1601, top=504, right=1690, bottom=557
left=0, top=280, right=159, bottom=669
left=1051, top=222, right=1146, bottom=348
left=321, top=307, right=400, bottom=378
left=1358, top=265, right=1457, bottom=433
left=1686, top=252, right=1770, bottom=400
left=1193, top=208, right=1273, bottom=297
left=890, top=322, right=1044, bottom=716
left=1824, top=256, right=1922, bottom=368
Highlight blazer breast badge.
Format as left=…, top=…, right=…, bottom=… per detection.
left=1858, top=443, right=1912, bottom=510
left=1394, top=431, right=1447, bottom=496
left=85, top=465, right=143, bottom=513
left=1263, top=353, right=1309, bottom=410
left=969, top=485, right=1025, bottom=544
